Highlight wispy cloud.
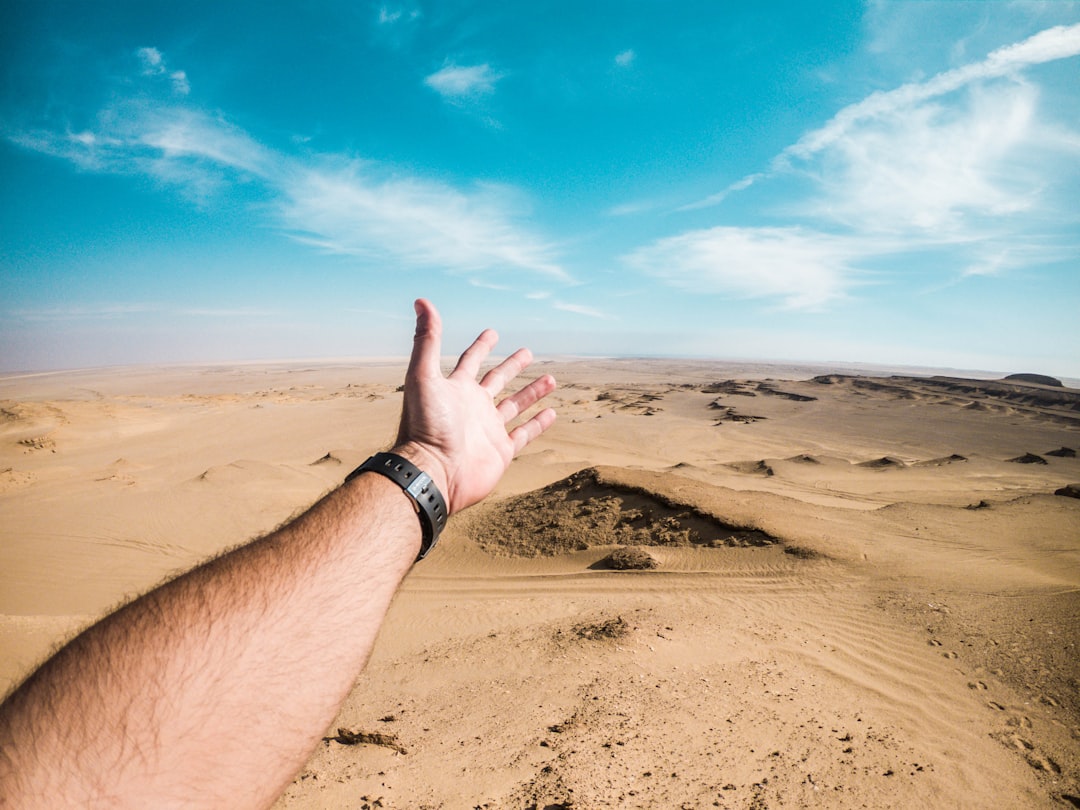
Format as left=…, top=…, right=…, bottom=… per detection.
left=7, top=48, right=566, bottom=284
left=615, top=49, right=636, bottom=68
left=177, top=307, right=276, bottom=317
left=553, top=301, right=612, bottom=319
left=782, top=23, right=1080, bottom=165
left=136, top=46, right=189, bottom=95
left=170, top=70, right=190, bottom=96
left=624, top=227, right=872, bottom=310
left=279, top=166, right=566, bottom=279
left=653, top=24, right=1080, bottom=308
left=690, top=24, right=1080, bottom=210
left=9, top=303, right=159, bottom=322
left=137, top=47, right=165, bottom=74
left=377, top=6, right=419, bottom=24
left=8, top=303, right=281, bottom=322
left=424, top=63, right=502, bottom=99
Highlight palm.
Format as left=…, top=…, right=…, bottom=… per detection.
left=395, top=300, right=556, bottom=514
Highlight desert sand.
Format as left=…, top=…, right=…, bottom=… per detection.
left=1, top=359, right=1078, bottom=808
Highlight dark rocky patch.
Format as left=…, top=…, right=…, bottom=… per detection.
left=709, top=401, right=767, bottom=423
left=726, top=459, right=775, bottom=477
left=597, top=546, right=659, bottom=570
left=1046, top=447, right=1076, bottom=458
left=700, top=380, right=757, bottom=396
left=1007, top=453, right=1048, bottom=465
left=755, top=382, right=817, bottom=402
left=915, top=454, right=967, bottom=467
left=572, top=616, right=629, bottom=640
left=1054, top=484, right=1080, bottom=499
left=474, top=467, right=775, bottom=557
left=326, top=728, right=407, bottom=754
left=783, top=545, right=823, bottom=560
left=1003, top=373, right=1063, bottom=387
left=858, top=456, right=907, bottom=469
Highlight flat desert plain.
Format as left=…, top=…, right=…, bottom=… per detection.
left=1, top=359, right=1078, bottom=809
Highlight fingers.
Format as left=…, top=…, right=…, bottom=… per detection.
left=451, top=328, right=498, bottom=379
left=509, top=407, right=557, bottom=454
left=496, top=373, right=557, bottom=422
left=480, top=348, right=533, bottom=396
left=407, top=299, right=443, bottom=380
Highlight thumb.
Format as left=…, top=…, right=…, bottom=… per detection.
left=407, top=298, right=443, bottom=381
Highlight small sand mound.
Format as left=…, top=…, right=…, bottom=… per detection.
left=726, top=460, right=774, bottom=477
left=1046, top=447, right=1076, bottom=458
left=598, top=546, right=659, bottom=570
left=858, top=456, right=906, bottom=469
left=915, top=454, right=968, bottom=467
left=17, top=435, right=56, bottom=453
left=1007, top=453, right=1048, bottom=465
left=310, top=451, right=344, bottom=466
left=786, top=454, right=821, bottom=464
left=472, top=467, right=775, bottom=557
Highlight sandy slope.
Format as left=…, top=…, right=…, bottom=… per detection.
left=1, top=360, right=1077, bottom=808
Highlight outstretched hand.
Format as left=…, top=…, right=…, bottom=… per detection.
left=393, top=299, right=557, bottom=514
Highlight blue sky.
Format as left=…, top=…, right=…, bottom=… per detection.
left=2, top=1, right=1079, bottom=375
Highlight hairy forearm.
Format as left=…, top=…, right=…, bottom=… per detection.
left=0, top=470, right=420, bottom=809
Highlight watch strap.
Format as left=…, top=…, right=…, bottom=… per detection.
left=345, top=452, right=447, bottom=560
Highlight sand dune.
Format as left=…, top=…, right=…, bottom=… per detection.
left=1, top=361, right=1078, bottom=808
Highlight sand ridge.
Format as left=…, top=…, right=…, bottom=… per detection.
left=1, top=360, right=1078, bottom=808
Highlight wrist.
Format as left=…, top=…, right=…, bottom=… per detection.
left=345, top=450, right=448, bottom=560
left=389, top=442, right=451, bottom=511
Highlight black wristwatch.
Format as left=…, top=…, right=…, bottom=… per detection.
left=345, top=452, right=447, bottom=560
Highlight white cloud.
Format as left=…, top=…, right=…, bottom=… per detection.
left=679, top=173, right=763, bottom=211
left=135, top=47, right=190, bottom=95
left=800, top=80, right=1043, bottom=235
left=615, top=49, right=635, bottom=67
left=137, top=47, right=164, bottom=74
left=553, top=301, right=611, bottom=319
left=468, top=278, right=512, bottom=291
left=691, top=24, right=1080, bottom=212
left=170, top=70, right=190, bottom=96
left=782, top=23, right=1080, bottom=164
left=424, top=63, right=502, bottom=98
left=134, top=107, right=276, bottom=176
left=624, top=227, right=873, bottom=310
left=10, top=303, right=158, bottom=322
left=8, top=64, right=565, bottom=283
left=658, top=23, right=1080, bottom=308
left=607, top=199, right=659, bottom=216
left=379, top=6, right=420, bottom=23
left=178, top=307, right=276, bottom=317
left=279, top=166, right=566, bottom=279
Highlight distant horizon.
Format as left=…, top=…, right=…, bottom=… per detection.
left=3, top=2, right=1079, bottom=377
left=4, top=352, right=1078, bottom=391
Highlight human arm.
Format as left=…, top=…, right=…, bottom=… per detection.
left=0, top=298, right=556, bottom=809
